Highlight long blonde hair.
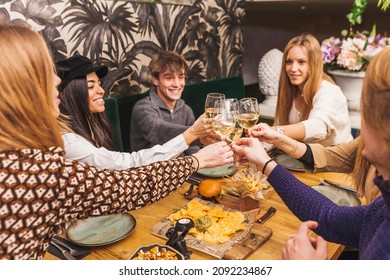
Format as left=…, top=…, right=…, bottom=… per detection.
left=352, top=139, right=371, bottom=197
left=360, top=46, right=390, bottom=147
left=353, top=46, right=390, bottom=195
left=0, top=24, right=63, bottom=151
left=275, top=34, right=334, bottom=124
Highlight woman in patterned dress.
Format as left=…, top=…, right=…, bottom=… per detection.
left=0, top=24, right=233, bottom=260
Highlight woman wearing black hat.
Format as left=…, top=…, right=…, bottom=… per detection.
left=56, top=55, right=214, bottom=170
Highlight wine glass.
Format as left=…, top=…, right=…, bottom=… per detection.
left=226, top=124, right=243, bottom=142
left=226, top=98, right=238, bottom=115
left=225, top=99, right=242, bottom=142
left=237, top=97, right=260, bottom=131
left=204, top=93, right=225, bottom=121
left=212, top=99, right=236, bottom=141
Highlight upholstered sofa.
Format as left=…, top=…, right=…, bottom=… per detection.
left=105, top=76, right=245, bottom=152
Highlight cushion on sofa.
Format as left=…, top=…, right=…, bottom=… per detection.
left=181, top=76, right=245, bottom=118
left=104, top=97, right=124, bottom=152
left=117, top=92, right=149, bottom=152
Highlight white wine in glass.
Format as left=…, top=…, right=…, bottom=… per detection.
left=226, top=99, right=242, bottom=142
left=212, top=99, right=236, bottom=140
left=226, top=127, right=243, bottom=142
left=237, top=97, right=260, bottom=129
left=213, top=121, right=236, bottom=138
left=205, top=93, right=225, bottom=120
left=236, top=114, right=259, bottom=129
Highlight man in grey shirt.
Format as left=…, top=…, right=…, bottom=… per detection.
left=130, top=51, right=201, bottom=155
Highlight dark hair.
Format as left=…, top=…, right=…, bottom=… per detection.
left=59, top=78, right=115, bottom=150
left=149, top=50, right=188, bottom=80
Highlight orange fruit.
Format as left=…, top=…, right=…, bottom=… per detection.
left=198, top=179, right=222, bottom=198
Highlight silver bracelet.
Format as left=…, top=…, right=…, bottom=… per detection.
left=276, top=126, right=284, bottom=135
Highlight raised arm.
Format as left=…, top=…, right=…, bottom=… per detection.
left=60, top=141, right=233, bottom=219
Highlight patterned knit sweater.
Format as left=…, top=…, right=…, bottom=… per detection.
left=0, top=147, right=196, bottom=260
left=268, top=164, right=390, bottom=259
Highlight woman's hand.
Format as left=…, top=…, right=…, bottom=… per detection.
left=193, top=141, right=233, bottom=169
left=247, top=123, right=279, bottom=144
left=281, top=221, right=328, bottom=260
left=199, top=134, right=221, bottom=145
left=231, top=137, right=271, bottom=169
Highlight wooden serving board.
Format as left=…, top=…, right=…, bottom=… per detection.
left=185, top=185, right=263, bottom=212
left=150, top=198, right=272, bottom=260
left=185, top=173, right=275, bottom=212
left=222, top=222, right=272, bottom=260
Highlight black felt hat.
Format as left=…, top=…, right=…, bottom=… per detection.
left=56, top=55, right=108, bottom=91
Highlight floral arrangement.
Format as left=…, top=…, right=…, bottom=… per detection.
left=321, top=0, right=389, bottom=72
left=321, top=30, right=389, bottom=71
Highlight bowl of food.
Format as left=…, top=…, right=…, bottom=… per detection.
left=129, top=243, right=184, bottom=260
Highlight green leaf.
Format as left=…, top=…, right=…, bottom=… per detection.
left=378, top=0, right=390, bottom=11
left=346, top=0, right=367, bottom=26
left=369, top=23, right=377, bottom=37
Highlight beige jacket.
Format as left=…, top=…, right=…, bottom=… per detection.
left=307, top=137, right=379, bottom=204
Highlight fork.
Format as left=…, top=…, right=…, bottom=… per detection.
left=50, top=241, right=76, bottom=260
left=51, top=238, right=85, bottom=257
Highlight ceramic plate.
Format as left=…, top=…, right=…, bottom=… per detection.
left=197, top=163, right=237, bottom=177
left=312, top=185, right=361, bottom=206
left=273, top=153, right=305, bottom=171
left=66, top=213, right=136, bottom=246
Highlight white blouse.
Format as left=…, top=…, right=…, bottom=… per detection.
left=62, top=132, right=188, bottom=170
left=288, top=80, right=353, bottom=147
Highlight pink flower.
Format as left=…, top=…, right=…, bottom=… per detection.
left=321, top=30, right=390, bottom=72
left=321, top=37, right=340, bottom=64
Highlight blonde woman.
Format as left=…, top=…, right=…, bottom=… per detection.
left=0, top=24, right=233, bottom=260
left=272, top=34, right=353, bottom=146
left=233, top=46, right=390, bottom=259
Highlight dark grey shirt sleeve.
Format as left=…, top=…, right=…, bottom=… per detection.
left=131, top=98, right=198, bottom=154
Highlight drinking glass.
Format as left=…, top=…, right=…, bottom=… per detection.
left=237, top=97, right=260, bottom=130
left=204, top=93, right=225, bottom=121
left=212, top=99, right=236, bottom=141
left=225, top=99, right=242, bottom=142
left=226, top=125, right=243, bottom=142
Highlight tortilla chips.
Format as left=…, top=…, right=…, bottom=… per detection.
left=168, top=200, right=246, bottom=244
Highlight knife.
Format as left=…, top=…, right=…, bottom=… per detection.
left=257, top=207, right=276, bottom=224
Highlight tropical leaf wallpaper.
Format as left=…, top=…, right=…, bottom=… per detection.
left=0, top=0, right=245, bottom=98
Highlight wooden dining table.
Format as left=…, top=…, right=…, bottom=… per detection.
left=44, top=167, right=363, bottom=261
